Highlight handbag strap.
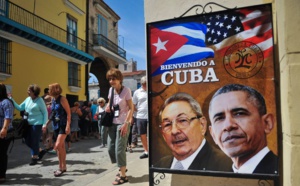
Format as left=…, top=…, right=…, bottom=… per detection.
left=109, top=87, right=114, bottom=111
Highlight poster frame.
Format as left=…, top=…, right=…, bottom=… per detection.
left=146, top=3, right=281, bottom=186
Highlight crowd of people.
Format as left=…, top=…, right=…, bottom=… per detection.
left=0, top=69, right=149, bottom=185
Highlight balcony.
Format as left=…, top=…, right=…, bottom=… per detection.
left=0, top=0, right=93, bottom=63
left=93, top=34, right=127, bottom=64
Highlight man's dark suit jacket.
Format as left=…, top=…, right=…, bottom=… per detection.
left=253, top=151, right=278, bottom=174
left=154, top=141, right=232, bottom=172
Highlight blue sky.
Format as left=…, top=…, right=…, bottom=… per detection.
left=105, top=0, right=146, bottom=70
left=89, top=0, right=146, bottom=83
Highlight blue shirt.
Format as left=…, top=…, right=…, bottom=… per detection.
left=91, top=103, right=97, bottom=121
left=11, top=97, right=48, bottom=126
left=0, top=99, right=14, bottom=130
left=51, top=95, right=67, bottom=130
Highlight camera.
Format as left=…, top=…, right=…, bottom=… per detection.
left=113, top=104, right=120, bottom=117
left=23, top=111, right=29, bottom=120
left=50, top=110, right=60, bottom=122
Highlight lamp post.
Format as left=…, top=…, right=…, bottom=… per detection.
left=118, top=35, right=124, bottom=48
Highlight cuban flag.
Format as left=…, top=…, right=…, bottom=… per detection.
left=150, top=22, right=214, bottom=76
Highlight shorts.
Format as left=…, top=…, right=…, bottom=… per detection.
left=136, top=119, right=148, bottom=135
left=54, top=124, right=67, bottom=136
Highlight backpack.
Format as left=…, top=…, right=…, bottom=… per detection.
left=14, top=118, right=29, bottom=138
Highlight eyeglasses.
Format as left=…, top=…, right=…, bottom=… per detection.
left=159, top=116, right=200, bottom=133
left=108, top=77, right=117, bottom=81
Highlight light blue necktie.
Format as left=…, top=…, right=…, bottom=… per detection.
left=174, top=161, right=184, bottom=170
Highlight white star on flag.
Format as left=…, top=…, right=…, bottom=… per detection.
left=153, top=37, right=168, bottom=53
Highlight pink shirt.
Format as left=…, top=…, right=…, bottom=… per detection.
left=108, top=86, right=132, bottom=124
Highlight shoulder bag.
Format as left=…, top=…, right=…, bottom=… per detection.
left=100, top=88, right=114, bottom=127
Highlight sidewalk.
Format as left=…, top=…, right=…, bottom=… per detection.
left=5, top=137, right=150, bottom=186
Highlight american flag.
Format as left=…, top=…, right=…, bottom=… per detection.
left=201, top=5, right=273, bottom=57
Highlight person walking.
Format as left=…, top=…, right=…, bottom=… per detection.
left=10, top=84, right=48, bottom=165
left=42, top=83, right=71, bottom=177
left=41, top=88, right=50, bottom=146
left=132, top=76, right=149, bottom=159
left=79, top=101, right=91, bottom=139
left=44, top=95, right=54, bottom=151
left=94, top=97, right=107, bottom=148
left=105, top=68, right=134, bottom=185
left=130, top=113, right=138, bottom=148
left=90, top=100, right=99, bottom=139
left=70, top=102, right=82, bottom=142
left=0, top=83, right=14, bottom=183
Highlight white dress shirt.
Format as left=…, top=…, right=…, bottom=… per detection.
left=232, top=146, right=270, bottom=173
left=171, top=139, right=206, bottom=170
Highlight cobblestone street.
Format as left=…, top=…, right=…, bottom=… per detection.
left=4, top=137, right=149, bottom=186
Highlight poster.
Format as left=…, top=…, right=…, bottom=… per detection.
left=147, top=4, right=279, bottom=176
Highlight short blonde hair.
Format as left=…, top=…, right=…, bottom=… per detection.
left=49, top=83, right=62, bottom=97
left=97, top=97, right=106, bottom=104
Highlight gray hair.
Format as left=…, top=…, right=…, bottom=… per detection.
left=97, top=97, right=106, bottom=104
left=140, top=76, right=147, bottom=84
left=158, top=92, right=203, bottom=122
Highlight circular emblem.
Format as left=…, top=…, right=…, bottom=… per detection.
left=223, top=41, right=264, bottom=79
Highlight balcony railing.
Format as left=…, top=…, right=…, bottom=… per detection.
left=1, top=0, right=87, bottom=53
left=93, top=34, right=126, bottom=59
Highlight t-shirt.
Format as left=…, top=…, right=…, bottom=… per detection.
left=108, top=86, right=132, bottom=125
left=132, top=87, right=148, bottom=119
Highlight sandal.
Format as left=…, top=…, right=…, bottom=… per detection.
left=54, top=169, right=66, bottom=177
left=116, top=169, right=128, bottom=177
left=112, top=176, right=128, bottom=185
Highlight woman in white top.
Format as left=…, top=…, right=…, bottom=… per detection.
left=105, top=68, right=133, bottom=185
left=94, top=97, right=107, bottom=148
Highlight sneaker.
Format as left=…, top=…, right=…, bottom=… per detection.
left=38, top=149, right=47, bottom=160
left=99, top=144, right=106, bottom=148
left=29, top=158, right=38, bottom=166
left=67, top=148, right=71, bottom=153
left=140, top=153, right=148, bottom=159
left=48, top=149, right=57, bottom=155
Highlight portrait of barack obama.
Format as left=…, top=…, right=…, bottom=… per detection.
left=209, top=84, right=278, bottom=174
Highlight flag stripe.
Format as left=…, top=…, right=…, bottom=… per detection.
left=162, top=25, right=206, bottom=40
left=165, top=51, right=215, bottom=65
left=215, top=23, right=272, bottom=50
left=169, top=45, right=214, bottom=60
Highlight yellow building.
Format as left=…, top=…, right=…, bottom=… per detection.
left=0, top=0, right=93, bottom=108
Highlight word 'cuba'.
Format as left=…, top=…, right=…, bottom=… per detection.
left=161, top=68, right=219, bottom=85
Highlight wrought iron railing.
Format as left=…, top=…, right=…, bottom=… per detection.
left=93, top=34, right=126, bottom=59
left=1, top=0, right=87, bottom=52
